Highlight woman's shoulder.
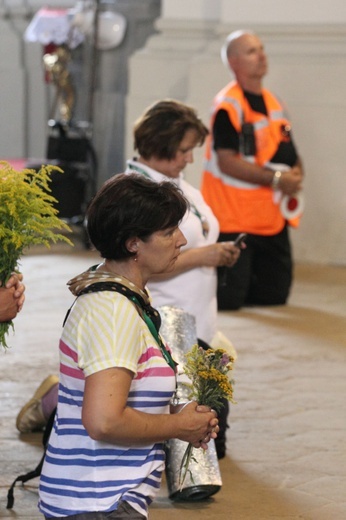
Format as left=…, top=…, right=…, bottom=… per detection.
left=180, top=178, right=205, bottom=202
left=69, top=290, right=142, bottom=325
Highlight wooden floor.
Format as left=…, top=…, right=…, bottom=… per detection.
left=0, top=242, right=345, bottom=519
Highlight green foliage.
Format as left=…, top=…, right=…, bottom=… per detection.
left=0, top=161, right=73, bottom=347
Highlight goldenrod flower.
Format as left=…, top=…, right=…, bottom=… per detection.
left=178, top=344, right=236, bottom=488
left=0, top=161, right=73, bottom=348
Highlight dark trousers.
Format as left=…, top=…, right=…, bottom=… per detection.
left=217, top=225, right=293, bottom=310
left=45, top=502, right=146, bottom=520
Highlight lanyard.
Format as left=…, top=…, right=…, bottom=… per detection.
left=129, top=295, right=177, bottom=372
left=189, top=204, right=210, bottom=238
left=127, top=162, right=152, bottom=179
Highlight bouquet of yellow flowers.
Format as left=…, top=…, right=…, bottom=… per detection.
left=0, top=161, right=73, bottom=348
left=178, top=344, right=235, bottom=489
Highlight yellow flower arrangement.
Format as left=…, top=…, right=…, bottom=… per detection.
left=0, top=161, right=73, bottom=348
left=179, top=344, right=235, bottom=489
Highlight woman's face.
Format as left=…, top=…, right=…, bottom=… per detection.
left=138, top=225, right=187, bottom=277
left=153, top=129, right=200, bottom=178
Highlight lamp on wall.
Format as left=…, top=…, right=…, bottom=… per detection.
left=70, top=0, right=127, bottom=50
left=24, top=1, right=127, bottom=127
left=24, top=2, right=127, bottom=51
left=95, top=10, right=127, bottom=50
left=70, top=0, right=127, bottom=124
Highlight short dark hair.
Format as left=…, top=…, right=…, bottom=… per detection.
left=86, top=173, right=188, bottom=260
left=133, top=99, right=209, bottom=160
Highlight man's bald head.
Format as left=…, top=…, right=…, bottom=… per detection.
left=221, top=30, right=255, bottom=68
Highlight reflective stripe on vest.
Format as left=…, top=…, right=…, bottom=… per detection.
left=201, top=82, right=292, bottom=235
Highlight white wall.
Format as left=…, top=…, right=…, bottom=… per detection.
left=126, top=0, right=346, bottom=266
left=1, top=1, right=345, bottom=266
left=221, top=0, right=346, bottom=24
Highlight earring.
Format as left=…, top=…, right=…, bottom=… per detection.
left=133, top=242, right=138, bottom=262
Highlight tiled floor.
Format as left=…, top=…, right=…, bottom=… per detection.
left=1, top=248, right=345, bottom=519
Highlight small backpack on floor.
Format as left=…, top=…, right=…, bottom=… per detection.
left=6, top=406, right=57, bottom=509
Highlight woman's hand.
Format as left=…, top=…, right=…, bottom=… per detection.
left=149, top=241, right=243, bottom=281
left=0, top=272, right=25, bottom=321
left=175, top=401, right=219, bottom=449
left=200, top=242, right=241, bottom=268
left=195, top=404, right=220, bottom=449
left=6, top=273, right=25, bottom=311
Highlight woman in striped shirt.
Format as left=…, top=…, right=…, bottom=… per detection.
left=38, top=173, right=219, bottom=520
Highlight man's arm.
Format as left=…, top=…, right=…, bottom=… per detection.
left=216, top=148, right=274, bottom=185
left=216, top=148, right=303, bottom=195
left=213, top=109, right=303, bottom=194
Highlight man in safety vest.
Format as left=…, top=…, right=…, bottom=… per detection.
left=201, top=30, right=304, bottom=310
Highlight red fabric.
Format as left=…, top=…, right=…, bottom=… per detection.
left=1, top=159, right=26, bottom=171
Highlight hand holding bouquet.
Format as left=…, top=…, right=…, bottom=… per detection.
left=178, top=344, right=235, bottom=489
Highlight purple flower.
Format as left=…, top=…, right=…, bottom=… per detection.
left=221, top=353, right=229, bottom=366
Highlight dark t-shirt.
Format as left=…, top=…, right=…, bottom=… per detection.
left=213, top=90, right=298, bottom=167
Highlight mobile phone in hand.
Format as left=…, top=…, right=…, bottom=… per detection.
left=233, top=233, right=247, bottom=248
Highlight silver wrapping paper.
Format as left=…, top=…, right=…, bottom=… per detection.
left=158, top=305, right=222, bottom=501
left=165, top=436, right=222, bottom=501
left=158, top=305, right=197, bottom=371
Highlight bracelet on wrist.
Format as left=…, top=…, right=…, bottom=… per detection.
left=271, top=170, right=282, bottom=190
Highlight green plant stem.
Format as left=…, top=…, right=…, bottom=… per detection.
left=178, top=442, right=194, bottom=491
left=0, top=321, right=13, bottom=349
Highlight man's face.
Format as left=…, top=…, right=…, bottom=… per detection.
left=229, top=33, right=268, bottom=81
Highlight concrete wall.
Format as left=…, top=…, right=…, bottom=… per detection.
left=126, top=0, right=346, bottom=266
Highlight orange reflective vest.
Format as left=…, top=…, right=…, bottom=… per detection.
left=201, top=81, right=300, bottom=235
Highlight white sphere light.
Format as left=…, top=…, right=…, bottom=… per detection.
left=96, top=11, right=127, bottom=50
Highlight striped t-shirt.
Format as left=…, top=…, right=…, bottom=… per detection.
left=38, top=291, right=176, bottom=518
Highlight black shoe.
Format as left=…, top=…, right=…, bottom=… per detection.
left=215, top=438, right=226, bottom=459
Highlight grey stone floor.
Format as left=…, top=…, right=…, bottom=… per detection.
left=0, top=245, right=345, bottom=519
